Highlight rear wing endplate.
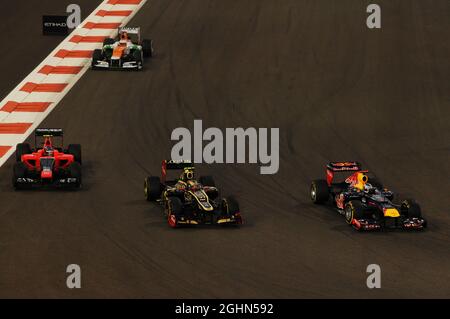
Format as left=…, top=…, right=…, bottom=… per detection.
left=326, top=161, right=362, bottom=186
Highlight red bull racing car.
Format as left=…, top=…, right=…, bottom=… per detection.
left=13, top=129, right=82, bottom=189
left=310, top=162, right=427, bottom=231
left=144, top=160, right=242, bottom=228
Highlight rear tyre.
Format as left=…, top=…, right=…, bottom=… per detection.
left=68, top=162, right=82, bottom=188
left=310, top=179, right=329, bottom=204
left=103, top=38, right=115, bottom=46
left=67, top=144, right=82, bottom=164
left=144, top=176, right=162, bottom=201
left=344, top=201, right=365, bottom=224
left=167, top=196, right=183, bottom=228
left=16, top=143, right=32, bottom=162
left=12, top=162, right=28, bottom=189
left=199, top=175, right=215, bottom=187
left=142, top=39, right=153, bottom=58
left=91, top=49, right=103, bottom=68
left=401, top=199, right=422, bottom=218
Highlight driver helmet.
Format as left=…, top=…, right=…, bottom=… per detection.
left=119, top=31, right=129, bottom=44
left=181, top=167, right=195, bottom=181
left=364, top=182, right=376, bottom=194
left=44, top=145, right=54, bottom=157
left=353, top=172, right=368, bottom=191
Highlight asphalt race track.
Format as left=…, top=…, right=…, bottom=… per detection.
left=0, top=0, right=449, bottom=298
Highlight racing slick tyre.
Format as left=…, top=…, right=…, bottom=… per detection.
left=222, top=196, right=242, bottom=224
left=68, top=162, right=82, bottom=188
left=167, top=196, right=183, bottom=228
left=91, top=49, right=103, bottom=69
left=133, top=50, right=144, bottom=70
left=310, top=179, right=329, bottom=204
left=401, top=199, right=422, bottom=218
left=144, top=176, right=162, bottom=201
left=199, top=176, right=216, bottom=187
left=103, top=38, right=115, bottom=46
left=67, top=144, right=82, bottom=164
left=344, top=201, right=365, bottom=225
left=142, top=39, right=153, bottom=58
left=12, top=162, right=28, bottom=190
left=15, top=143, right=32, bottom=162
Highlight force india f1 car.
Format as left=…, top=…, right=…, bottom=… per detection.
left=13, top=129, right=82, bottom=189
left=310, top=162, right=427, bottom=231
left=91, top=27, right=153, bottom=70
left=144, top=160, right=242, bottom=228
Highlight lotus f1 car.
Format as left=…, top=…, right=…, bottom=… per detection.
left=13, top=129, right=82, bottom=189
left=144, top=160, right=242, bottom=228
left=91, top=27, right=153, bottom=70
left=310, top=162, right=427, bottom=231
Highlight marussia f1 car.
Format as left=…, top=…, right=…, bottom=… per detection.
left=91, top=27, right=153, bottom=70
left=144, top=160, right=242, bottom=228
left=13, top=129, right=82, bottom=189
left=310, top=162, right=427, bottom=231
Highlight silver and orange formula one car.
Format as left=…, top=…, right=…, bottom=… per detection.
left=91, top=27, right=153, bottom=70
left=310, top=162, right=427, bottom=231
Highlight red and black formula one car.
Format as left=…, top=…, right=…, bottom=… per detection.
left=144, top=160, right=242, bottom=228
left=13, top=128, right=82, bottom=189
left=310, top=162, right=427, bottom=231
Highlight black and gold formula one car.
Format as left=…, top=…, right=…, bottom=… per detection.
left=144, top=160, right=242, bottom=228
left=310, top=162, right=427, bottom=231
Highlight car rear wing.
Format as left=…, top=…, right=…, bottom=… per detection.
left=35, top=128, right=64, bottom=148
left=326, top=161, right=362, bottom=186
left=327, top=162, right=361, bottom=172
left=119, top=27, right=140, bottom=35
left=35, top=128, right=63, bottom=137
left=161, top=160, right=194, bottom=183
left=118, top=27, right=140, bottom=42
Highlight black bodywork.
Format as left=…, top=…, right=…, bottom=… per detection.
left=144, top=160, right=242, bottom=227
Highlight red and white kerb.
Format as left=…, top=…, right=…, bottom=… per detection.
left=0, top=0, right=147, bottom=166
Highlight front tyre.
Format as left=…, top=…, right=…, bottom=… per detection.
left=133, top=50, right=144, bottom=70
left=344, top=201, right=364, bottom=225
left=67, top=144, right=82, bottom=164
left=144, top=176, right=162, bottom=201
left=401, top=199, right=422, bottom=218
left=91, top=49, right=103, bottom=69
left=221, top=196, right=242, bottom=225
left=68, top=162, right=82, bottom=188
left=12, top=162, right=28, bottom=190
left=167, top=196, right=183, bottom=228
